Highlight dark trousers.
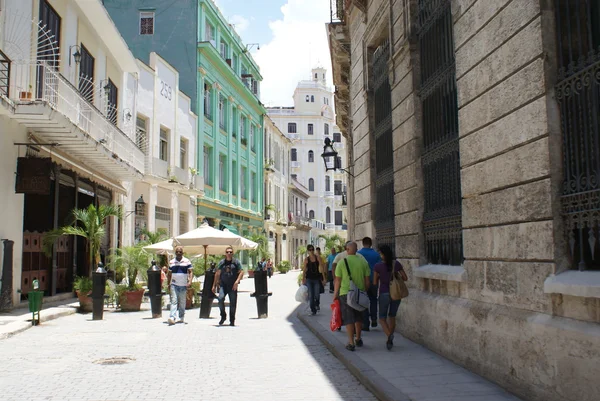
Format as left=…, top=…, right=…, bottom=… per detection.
left=327, top=271, right=334, bottom=292
left=218, top=287, right=238, bottom=323
left=363, top=285, right=378, bottom=327
left=306, top=278, right=321, bottom=313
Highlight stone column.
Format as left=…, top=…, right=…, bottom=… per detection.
left=148, top=184, right=158, bottom=232
left=236, top=105, right=243, bottom=208
left=198, top=73, right=206, bottom=180
left=171, top=190, right=180, bottom=236
left=51, top=165, right=61, bottom=296
left=213, top=218, right=221, bottom=229
left=72, top=174, right=79, bottom=280
left=213, top=83, right=221, bottom=199
left=228, top=96, right=235, bottom=206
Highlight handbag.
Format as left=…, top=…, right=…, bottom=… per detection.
left=389, top=261, right=409, bottom=301
left=343, top=258, right=370, bottom=311
left=330, top=299, right=342, bottom=331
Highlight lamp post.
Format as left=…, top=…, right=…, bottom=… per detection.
left=321, top=138, right=353, bottom=176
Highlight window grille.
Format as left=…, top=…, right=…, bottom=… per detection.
left=418, top=0, right=463, bottom=265
left=555, top=0, right=600, bottom=270
left=136, top=116, right=147, bottom=154
left=308, top=124, right=314, bottom=135
left=159, top=128, right=169, bottom=162
left=288, top=122, right=297, bottom=133
left=140, top=12, right=154, bottom=35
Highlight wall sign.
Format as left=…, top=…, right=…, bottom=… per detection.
left=15, top=157, right=53, bottom=195
left=160, top=80, right=172, bottom=101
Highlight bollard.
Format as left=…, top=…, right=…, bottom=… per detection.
left=199, top=263, right=217, bottom=319
left=250, top=269, right=272, bottom=318
left=92, top=262, right=107, bottom=321
left=147, top=260, right=162, bottom=318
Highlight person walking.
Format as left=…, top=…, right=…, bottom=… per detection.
left=167, top=246, right=193, bottom=325
left=266, top=258, right=273, bottom=278
left=302, top=244, right=323, bottom=315
left=326, top=248, right=337, bottom=293
left=357, top=237, right=382, bottom=331
left=213, top=246, right=244, bottom=326
left=374, top=244, right=408, bottom=350
left=333, top=241, right=370, bottom=351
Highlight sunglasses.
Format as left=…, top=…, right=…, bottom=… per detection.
left=226, top=251, right=233, bottom=254
left=308, top=248, right=314, bottom=252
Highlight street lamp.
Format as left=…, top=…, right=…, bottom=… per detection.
left=125, top=195, right=146, bottom=217
left=69, top=45, right=81, bottom=66
left=321, top=137, right=353, bottom=176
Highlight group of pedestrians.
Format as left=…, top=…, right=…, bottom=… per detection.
left=303, top=237, right=407, bottom=351
left=164, top=245, right=244, bottom=327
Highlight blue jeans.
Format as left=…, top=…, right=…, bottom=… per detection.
left=305, top=278, right=321, bottom=313
left=169, top=284, right=187, bottom=320
left=378, top=292, right=400, bottom=319
left=218, top=286, right=238, bottom=323
left=363, top=284, right=379, bottom=326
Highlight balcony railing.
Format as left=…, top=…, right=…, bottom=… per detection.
left=0, top=50, right=10, bottom=98
left=330, top=0, right=345, bottom=23
left=291, top=161, right=300, bottom=168
left=8, top=61, right=143, bottom=174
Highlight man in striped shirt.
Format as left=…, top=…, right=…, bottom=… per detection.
left=167, top=246, right=193, bottom=325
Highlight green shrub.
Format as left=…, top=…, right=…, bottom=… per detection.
left=277, top=260, right=291, bottom=274
left=297, top=272, right=303, bottom=287
left=73, top=276, right=93, bottom=294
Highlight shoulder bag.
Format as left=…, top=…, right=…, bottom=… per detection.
left=389, top=261, right=409, bottom=301
left=343, top=258, right=370, bottom=311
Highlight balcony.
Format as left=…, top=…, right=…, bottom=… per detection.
left=173, top=166, right=189, bottom=186
left=288, top=133, right=299, bottom=140
left=324, top=190, right=334, bottom=198
left=152, top=158, right=169, bottom=179
left=291, top=161, right=300, bottom=169
left=326, top=223, right=336, bottom=230
left=2, top=61, right=143, bottom=179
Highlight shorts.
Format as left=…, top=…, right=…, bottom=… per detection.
left=340, top=294, right=363, bottom=325
left=378, top=292, right=401, bottom=319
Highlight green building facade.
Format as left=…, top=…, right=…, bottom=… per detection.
left=197, top=0, right=265, bottom=235
left=104, top=0, right=265, bottom=236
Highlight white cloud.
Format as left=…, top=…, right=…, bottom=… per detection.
left=229, top=15, right=250, bottom=34
left=253, top=0, right=332, bottom=107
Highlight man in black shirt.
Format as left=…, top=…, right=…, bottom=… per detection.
left=212, top=246, right=244, bottom=326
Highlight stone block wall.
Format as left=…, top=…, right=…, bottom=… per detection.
left=339, top=0, right=600, bottom=400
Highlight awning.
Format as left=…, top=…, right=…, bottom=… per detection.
left=220, top=223, right=239, bottom=235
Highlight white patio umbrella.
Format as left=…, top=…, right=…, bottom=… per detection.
left=174, top=222, right=258, bottom=269
left=142, top=238, right=179, bottom=255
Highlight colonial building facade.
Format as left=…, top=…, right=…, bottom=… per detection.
left=121, top=53, right=201, bottom=245
left=105, top=0, right=265, bottom=238
left=329, top=1, right=599, bottom=401
left=0, top=0, right=140, bottom=306
left=267, top=68, right=348, bottom=241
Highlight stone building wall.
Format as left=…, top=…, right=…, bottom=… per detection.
left=334, top=1, right=600, bottom=401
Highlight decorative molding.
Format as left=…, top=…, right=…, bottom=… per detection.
left=413, top=264, right=466, bottom=282
left=544, top=271, right=600, bottom=299
left=214, top=82, right=222, bottom=91
left=198, top=67, right=207, bottom=76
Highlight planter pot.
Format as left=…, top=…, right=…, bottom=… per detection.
left=77, top=291, right=93, bottom=313
left=248, top=270, right=255, bottom=278
left=119, top=289, right=145, bottom=312
left=186, top=287, right=195, bottom=309
left=279, top=270, right=288, bottom=274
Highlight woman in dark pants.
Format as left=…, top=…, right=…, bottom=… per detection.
left=301, top=245, right=323, bottom=315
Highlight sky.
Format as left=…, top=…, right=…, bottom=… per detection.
left=212, top=0, right=333, bottom=107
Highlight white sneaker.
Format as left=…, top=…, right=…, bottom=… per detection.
left=178, top=318, right=185, bottom=324
left=168, top=318, right=175, bottom=325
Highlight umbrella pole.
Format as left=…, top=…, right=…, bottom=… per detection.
left=204, top=245, right=208, bottom=271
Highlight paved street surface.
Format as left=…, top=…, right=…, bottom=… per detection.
left=0, top=271, right=376, bottom=401
left=300, top=291, right=523, bottom=401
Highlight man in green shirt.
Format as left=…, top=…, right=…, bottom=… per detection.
left=333, top=241, right=370, bottom=351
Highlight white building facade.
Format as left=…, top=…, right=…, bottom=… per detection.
left=263, top=116, right=291, bottom=265
left=121, top=53, right=201, bottom=245
left=0, top=0, right=140, bottom=306
left=267, top=67, right=348, bottom=243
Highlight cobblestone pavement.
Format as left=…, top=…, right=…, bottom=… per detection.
left=0, top=271, right=376, bottom=401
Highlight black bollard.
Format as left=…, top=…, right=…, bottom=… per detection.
left=250, top=269, right=272, bottom=318
left=199, top=264, right=216, bottom=319
left=92, top=262, right=107, bottom=321
left=0, top=239, right=14, bottom=311
left=147, top=260, right=162, bottom=318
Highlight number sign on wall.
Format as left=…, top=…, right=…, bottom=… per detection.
left=160, top=80, right=172, bottom=101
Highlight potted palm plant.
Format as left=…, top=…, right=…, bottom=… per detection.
left=43, top=204, right=122, bottom=278
left=277, top=260, right=291, bottom=274
left=73, top=276, right=93, bottom=312
left=247, top=233, right=270, bottom=278
left=111, top=245, right=149, bottom=311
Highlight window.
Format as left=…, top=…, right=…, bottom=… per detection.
left=204, top=146, right=211, bottom=186
left=135, top=115, right=147, bottom=154
left=308, top=150, right=314, bottom=163
left=308, top=123, right=313, bottom=135
left=220, top=41, right=228, bottom=59
left=179, top=212, right=188, bottom=235
left=179, top=138, right=187, bottom=169
left=140, top=11, right=154, bottom=35
left=231, top=108, right=237, bottom=137
left=324, top=123, right=329, bottom=136
left=232, top=160, right=237, bottom=195
left=314, top=73, right=318, bottom=79
left=334, top=180, right=342, bottom=195
left=251, top=173, right=256, bottom=202
left=333, top=132, right=341, bottom=142
left=252, top=80, right=258, bottom=95
left=326, top=207, right=331, bottom=224
left=308, top=178, right=314, bottom=191
left=305, top=95, right=309, bottom=102
left=219, top=96, right=226, bottom=130
left=206, top=22, right=215, bottom=45
left=155, top=206, right=172, bottom=236
left=309, top=210, right=315, bottom=219
left=291, top=148, right=297, bottom=161
left=159, top=127, right=169, bottom=162
left=219, top=154, right=226, bottom=191
left=288, top=122, right=297, bottom=133
left=106, top=79, right=118, bottom=126
left=241, top=166, right=247, bottom=198
left=336, top=156, right=342, bottom=169
left=291, top=174, right=297, bottom=180
left=78, top=45, right=94, bottom=103
left=240, top=115, right=246, bottom=141
left=311, top=95, right=314, bottom=102
left=335, top=211, right=343, bottom=226
left=250, top=125, right=255, bottom=152
left=204, top=83, right=212, bottom=120
left=325, top=176, right=331, bottom=192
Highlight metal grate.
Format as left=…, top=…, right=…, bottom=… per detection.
left=555, top=0, right=600, bottom=270
left=371, top=40, right=396, bottom=251
left=0, top=50, right=9, bottom=97
left=419, top=0, right=463, bottom=266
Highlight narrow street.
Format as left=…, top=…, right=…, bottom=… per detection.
left=0, top=272, right=376, bottom=401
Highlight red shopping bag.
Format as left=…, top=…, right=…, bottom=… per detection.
left=330, top=299, right=342, bottom=331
